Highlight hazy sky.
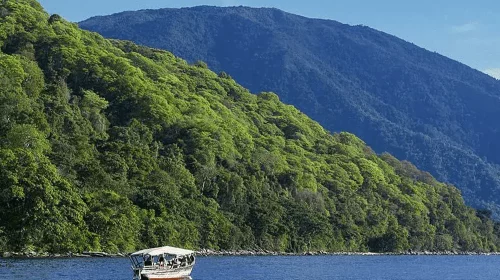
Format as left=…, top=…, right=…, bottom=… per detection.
left=38, top=0, right=500, bottom=79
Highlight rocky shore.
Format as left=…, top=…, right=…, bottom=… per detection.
left=1, top=251, right=126, bottom=258
left=2, top=249, right=499, bottom=259
left=195, top=249, right=500, bottom=257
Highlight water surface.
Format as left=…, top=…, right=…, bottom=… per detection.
left=1, top=255, right=499, bottom=279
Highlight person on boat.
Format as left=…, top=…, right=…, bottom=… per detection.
left=158, top=255, right=165, bottom=267
left=172, top=257, right=181, bottom=268
left=144, top=255, right=153, bottom=266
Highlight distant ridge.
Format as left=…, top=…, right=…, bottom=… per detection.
left=80, top=6, right=500, bottom=216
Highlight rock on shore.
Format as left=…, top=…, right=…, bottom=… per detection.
left=194, top=249, right=500, bottom=257
left=1, top=249, right=499, bottom=258
left=0, top=251, right=123, bottom=258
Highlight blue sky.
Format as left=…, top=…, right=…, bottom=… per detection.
left=38, top=0, right=500, bottom=79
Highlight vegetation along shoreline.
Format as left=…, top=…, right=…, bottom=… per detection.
left=2, top=250, right=500, bottom=259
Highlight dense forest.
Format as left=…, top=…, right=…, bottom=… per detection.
left=80, top=6, right=500, bottom=217
left=1, top=0, right=500, bottom=254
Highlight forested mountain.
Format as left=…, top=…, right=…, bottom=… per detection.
left=80, top=6, right=500, bottom=217
left=1, top=0, right=500, bottom=254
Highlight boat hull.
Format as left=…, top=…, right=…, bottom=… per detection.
left=141, top=266, right=193, bottom=280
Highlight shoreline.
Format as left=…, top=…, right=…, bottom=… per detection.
left=2, top=250, right=500, bottom=259
left=195, top=249, right=500, bottom=256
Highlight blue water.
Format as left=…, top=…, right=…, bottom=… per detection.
left=1, top=255, right=500, bottom=279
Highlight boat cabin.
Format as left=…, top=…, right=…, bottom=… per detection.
left=129, top=246, right=195, bottom=280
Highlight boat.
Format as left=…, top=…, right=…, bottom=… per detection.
left=129, top=246, right=196, bottom=280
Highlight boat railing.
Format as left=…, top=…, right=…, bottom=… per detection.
left=142, top=261, right=193, bottom=271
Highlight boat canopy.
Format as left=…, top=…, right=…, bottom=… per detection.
left=130, top=246, right=195, bottom=257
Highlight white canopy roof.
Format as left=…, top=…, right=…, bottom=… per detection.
left=131, top=246, right=195, bottom=257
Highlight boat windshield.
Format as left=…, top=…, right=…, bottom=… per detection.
left=129, top=254, right=144, bottom=268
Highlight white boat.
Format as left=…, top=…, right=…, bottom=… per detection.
left=129, top=246, right=196, bottom=280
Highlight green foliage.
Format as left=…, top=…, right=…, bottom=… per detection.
left=79, top=5, right=500, bottom=219
left=0, top=0, right=499, bottom=254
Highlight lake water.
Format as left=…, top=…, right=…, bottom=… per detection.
left=1, top=255, right=500, bottom=280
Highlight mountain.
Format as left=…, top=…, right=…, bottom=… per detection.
left=1, top=0, right=500, bottom=254
left=80, top=6, right=500, bottom=217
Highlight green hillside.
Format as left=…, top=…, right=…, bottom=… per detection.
left=0, top=0, right=499, bottom=254
left=80, top=6, right=500, bottom=217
